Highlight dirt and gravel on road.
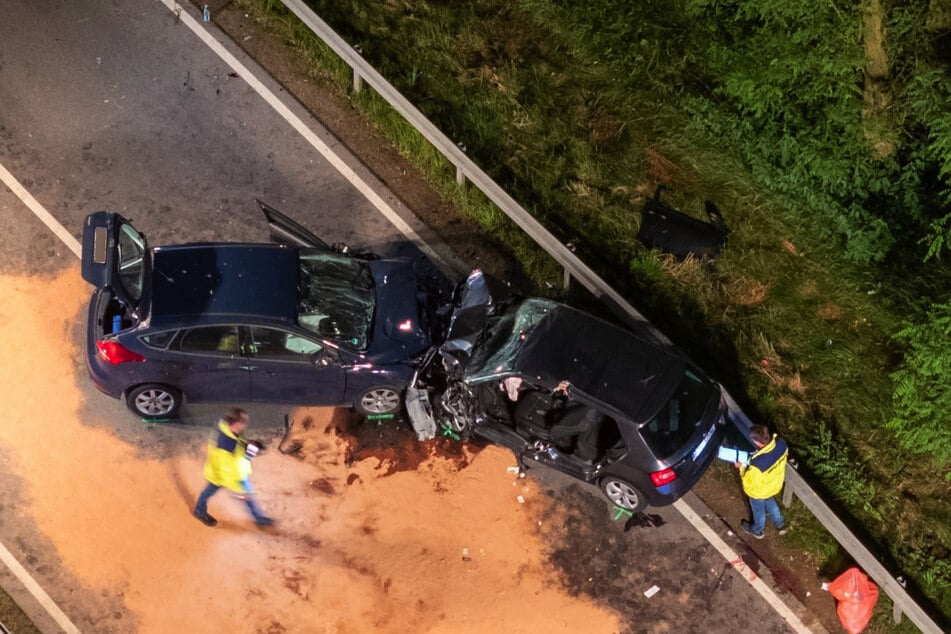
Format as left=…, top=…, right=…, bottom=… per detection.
left=0, top=265, right=621, bottom=633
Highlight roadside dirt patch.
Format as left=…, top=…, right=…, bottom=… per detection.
left=644, top=146, right=688, bottom=186
left=816, top=302, right=844, bottom=321
left=731, top=277, right=772, bottom=306
left=0, top=266, right=620, bottom=633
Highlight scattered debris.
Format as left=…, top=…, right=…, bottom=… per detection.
left=462, top=547, right=471, bottom=562
left=516, top=495, right=525, bottom=504
left=623, top=512, right=665, bottom=531
left=644, top=585, right=660, bottom=598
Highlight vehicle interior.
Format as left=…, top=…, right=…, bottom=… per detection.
left=477, top=379, right=626, bottom=464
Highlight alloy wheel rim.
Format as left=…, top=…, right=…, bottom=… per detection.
left=605, top=480, right=639, bottom=510
left=361, top=388, right=399, bottom=414
left=135, top=390, right=175, bottom=416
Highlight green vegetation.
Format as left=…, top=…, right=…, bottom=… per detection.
left=236, top=0, right=950, bottom=623
left=889, top=300, right=951, bottom=469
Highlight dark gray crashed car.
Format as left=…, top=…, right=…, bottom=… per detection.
left=406, top=270, right=728, bottom=511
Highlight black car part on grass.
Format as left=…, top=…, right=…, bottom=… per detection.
left=637, top=186, right=729, bottom=258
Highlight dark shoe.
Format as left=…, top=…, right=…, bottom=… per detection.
left=740, top=519, right=764, bottom=539
left=194, top=512, right=217, bottom=527
left=255, top=516, right=274, bottom=528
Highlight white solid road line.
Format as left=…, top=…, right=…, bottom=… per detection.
left=674, top=499, right=813, bottom=633
left=0, top=162, right=84, bottom=634
left=0, top=162, right=81, bottom=259
left=156, top=0, right=453, bottom=274
left=0, top=541, right=80, bottom=634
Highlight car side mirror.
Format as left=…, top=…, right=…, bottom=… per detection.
left=312, top=350, right=336, bottom=367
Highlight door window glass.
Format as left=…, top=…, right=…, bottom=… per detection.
left=179, top=326, right=241, bottom=355
left=250, top=327, right=323, bottom=358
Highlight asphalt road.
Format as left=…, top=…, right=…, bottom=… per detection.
left=0, top=1, right=814, bottom=632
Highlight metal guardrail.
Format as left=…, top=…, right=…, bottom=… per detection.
left=271, top=2, right=943, bottom=631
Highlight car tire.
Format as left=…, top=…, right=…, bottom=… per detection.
left=354, top=385, right=402, bottom=416
left=126, top=384, right=183, bottom=419
left=600, top=476, right=645, bottom=512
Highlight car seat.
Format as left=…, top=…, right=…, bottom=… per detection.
left=550, top=407, right=605, bottom=462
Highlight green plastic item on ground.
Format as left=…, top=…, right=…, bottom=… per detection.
left=612, top=506, right=634, bottom=522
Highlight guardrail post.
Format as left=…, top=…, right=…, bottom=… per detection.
left=455, top=164, right=465, bottom=185
left=892, top=601, right=903, bottom=624
left=563, top=267, right=571, bottom=290
left=782, top=483, right=793, bottom=507
left=352, top=68, right=363, bottom=93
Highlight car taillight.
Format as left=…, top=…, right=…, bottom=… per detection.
left=650, top=467, right=677, bottom=487
left=397, top=319, right=414, bottom=333
left=96, top=341, right=146, bottom=365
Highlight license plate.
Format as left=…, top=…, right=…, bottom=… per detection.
left=691, top=425, right=716, bottom=461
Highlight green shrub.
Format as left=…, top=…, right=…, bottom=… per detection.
left=888, top=301, right=951, bottom=473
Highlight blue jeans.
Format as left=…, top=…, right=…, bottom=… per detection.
left=749, top=496, right=785, bottom=534
left=194, top=482, right=220, bottom=518
left=239, top=479, right=268, bottom=522
left=194, top=481, right=267, bottom=522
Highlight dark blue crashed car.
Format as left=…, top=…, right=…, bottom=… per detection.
left=81, top=202, right=438, bottom=419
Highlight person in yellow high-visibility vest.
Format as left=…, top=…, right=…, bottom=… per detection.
left=193, top=408, right=273, bottom=528
left=736, top=424, right=788, bottom=539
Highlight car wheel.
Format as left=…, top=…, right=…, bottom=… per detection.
left=600, top=477, right=645, bottom=512
left=355, top=386, right=402, bottom=416
left=126, top=384, right=183, bottom=419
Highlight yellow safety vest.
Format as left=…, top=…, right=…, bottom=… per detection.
left=202, top=420, right=246, bottom=493
left=740, top=435, right=788, bottom=499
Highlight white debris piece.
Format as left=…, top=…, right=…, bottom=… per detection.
left=644, top=585, right=660, bottom=598
left=506, top=466, right=520, bottom=475
left=516, top=495, right=525, bottom=504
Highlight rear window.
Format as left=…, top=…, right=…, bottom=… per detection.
left=140, top=331, right=176, bottom=349
left=297, top=252, right=375, bottom=350
left=640, top=371, right=713, bottom=460
left=116, top=222, right=146, bottom=302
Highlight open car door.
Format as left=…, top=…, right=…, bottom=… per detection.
left=257, top=200, right=333, bottom=251
left=81, top=211, right=148, bottom=310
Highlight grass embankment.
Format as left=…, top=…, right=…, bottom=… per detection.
left=234, top=0, right=949, bottom=624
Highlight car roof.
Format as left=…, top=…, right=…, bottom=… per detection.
left=148, top=243, right=298, bottom=325
left=470, top=299, right=689, bottom=421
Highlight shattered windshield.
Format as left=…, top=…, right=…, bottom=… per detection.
left=640, top=370, right=713, bottom=460
left=466, top=299, right=555, bottom=379
left=297, top=251, right=375, bottom=350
